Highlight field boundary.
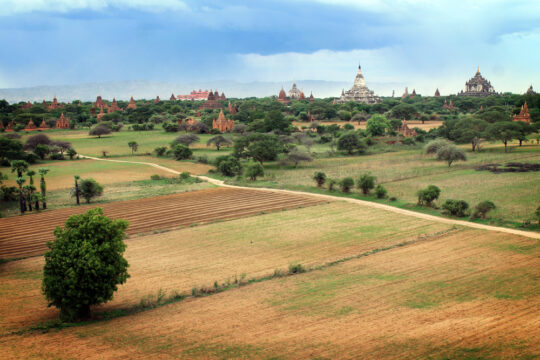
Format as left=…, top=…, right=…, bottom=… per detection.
left=80, top=155, right=540, bottom=240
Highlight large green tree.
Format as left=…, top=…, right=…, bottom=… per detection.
left=42, top=208, right=129, bottom=321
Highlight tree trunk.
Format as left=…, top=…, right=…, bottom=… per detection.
left=35, top=200, right=40, bottom=211
left=75, top=182, right=80, bottom=205
left=519, top=139, right=523, bottom=146
left=27, top=195, right=32, bottom=211
left=19, top=191, right=25, bottom=214
left=504, top=140, right=507, bottom=152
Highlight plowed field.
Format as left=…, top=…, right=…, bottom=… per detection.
left=0, top=187, right=326, bottom=259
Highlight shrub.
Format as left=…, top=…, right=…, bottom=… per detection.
left=150, top=174, right=162, bottom=180
left=402, top=137, right=415, bottom=145
left=180, top=172, right=190, bottom=180
left=50, top=153, right=65, bottom=160
left=472, top=200, right=496, bottom=219
left=313, top=172, right=326, bottom=187
left=288, top=263, right=306, bottom=274
left=339, top=177, right=354, bottom=193
left=425, top=138, right=452, bottom=154
left=375, top=184, right=387, bottom=199
left=337, top=132, right=365, bottom=155
left=327, top=178, right=338, bottom=191
left=442, top=199, right=469, bottom=217
left=162, top=122, right=179, bottom=132
left=42, top=208, right=129, bottom=321
left=196, top=155, right=209, bottom=164
left=77, top=178, right=104, bottom=203
left=436, top=144, right=467, bottom=167
left=389, top=196, right=397, bottom=201
left=245, top=162, right=264, bottom=181
left=535, top=205, right=540, bottom=225
left=217, top=156, right=243, bottom=177
left=34, top=144, right=50, bottom=160
left=357, top=173, right=376, bottom=195
left=417, top=185, right=441, bottom=207
left=154, top=146, right=167, bottom=156
left=172, top=144, right=192, bottom=160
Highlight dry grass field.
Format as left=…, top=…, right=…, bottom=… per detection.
left=0, top=187, right=325, bottom=259
left=1, top=221, right=538, bottom=359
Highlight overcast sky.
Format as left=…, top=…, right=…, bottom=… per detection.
left=1, top=0, right=539, bottom=96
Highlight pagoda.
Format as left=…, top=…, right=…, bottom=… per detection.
left=42, top=100, right=47, bottom=107
left=513, top=103, right=531, bottom=124
left=288, top=82, right=302, bottom=99
left=170, top=93, right=176, bottom=101
left=198, top=90, right=222, bottom=110
left=22, top=101, right=33, bottom=110
left=299, top=91, right=305, bottom=100
left=109, top=98, right=122, bottom=112
left=97, top=107, right=106, bottom=122
left=338, top=65, right=381, bottom=104
left=332, top=99, right=337, bottom=105
left=24, top=119, right=38, bottom=131
left=126, top=96, right=137, bottom=110
left=307, top=111, right=315, bottom=122
left=526, top=85, right=536, bottom=95
left=398, top=119, right=417, bottom=137
left=442, top=99, right=455, bottom=110
left=213, top=109, right=234, bottom=132
left=277, top=87, right=290, bottom=105
left=227, top=102, right=238, bottom=115
left=309, top=92, right=314, bottom=102
left=434, top=88, right=440, bottom=97
left=94, top=94, right=107, bottom=108
left=154, top=96, right=161, bottom=103
left=47, top=95, right=63, bottom=110
left=56, top=113, right=70, bottom=129
left=410, top=89, right=417, bottom=98
left=38, top=119, right=50, bottom=130
left=459, top=67, right=496, bottom=97
left=220, top=92, right=226, bottom=100
left=5, top=121, right=14, bottom=132
left=402, top=87, right=409, bottom=98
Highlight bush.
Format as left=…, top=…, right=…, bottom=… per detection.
left=472, top=200, right=496, bottom=219
left=172, top=144, right=192, bottom=160
left=375, top=184, right=387, bottom=199
left=154, top=146, right=167, bottom=156
left=150, top=174, right=162, bottom=180
left=34, top=144, right=50, bottom=160
left=50, top=153, right=65, bottom=160
left=42, top=208, right=129, bottom=321
left=76, top=178, right=103, bottom=203
left=288, top=263, right=306, bottom=274
left=217, top=156, right=243, bottom=177
left=389, top=196, right=397, bottom=201
left=337, top=132, right=365, bottom=155
left=245, top=162, right=264, bottom=181
left=313, top=172, right=326, bottom=187
left=339, top=177, right=354, bottom=193
left=417, top=185, right=441, bottom=207
left=357, top=173, right=376, bottom=195
left=436, top=144, right=467, bottom=167
left=180, top=172, right=190, bottom=180
left=162, top=122, right=179, bottom=132
left=328, top=178, right=338, bottom=191
left=402, top=137, right=415, bottom=145
left=425, top=138, right=452, bottom=154
left=442, top=199, right=469, bottom=217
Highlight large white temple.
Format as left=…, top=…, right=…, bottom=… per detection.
left=337, top=65, right=381, bottom=104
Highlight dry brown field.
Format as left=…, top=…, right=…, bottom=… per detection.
left=0, top=187, right=325, bottom=259
left=1, top=223, right=538, bottom=359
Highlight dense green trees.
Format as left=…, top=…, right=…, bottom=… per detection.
left=42, top=208, right=129, bottom=321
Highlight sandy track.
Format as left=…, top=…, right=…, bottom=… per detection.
left=82, top=155, right=540, bottom=240
left=0, top=187, right=326, bottom=259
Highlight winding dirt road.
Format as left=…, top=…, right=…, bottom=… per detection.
left=81, top=155, right=540, bottom=240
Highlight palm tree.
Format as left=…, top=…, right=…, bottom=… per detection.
left=38, top=168, right=49, bottom=209
left=74, top=175, right=80, bottom=205
left=16, top=177, right=26, bottom=214
left=23, top=184, right=36, bottom=211
left=11, top=160, right=29, bottom=178
left=27, top=170, right=38, bottom=210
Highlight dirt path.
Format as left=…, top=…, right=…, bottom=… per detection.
left=81, top=155, right=540, bottom=240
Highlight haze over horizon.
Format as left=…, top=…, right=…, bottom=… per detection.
left=1, top=0, right=539, bottom=99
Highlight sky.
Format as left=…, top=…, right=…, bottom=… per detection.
left=0, top=0, right=539, bottom=96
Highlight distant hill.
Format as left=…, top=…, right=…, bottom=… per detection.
left=0, top=80, right=364, bottom=103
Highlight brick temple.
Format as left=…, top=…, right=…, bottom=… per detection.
left=213, top=109, right=234, bottom=132
left=513, top=103, right=531, bottom=124
left=56, top=113, right=70, bottom=129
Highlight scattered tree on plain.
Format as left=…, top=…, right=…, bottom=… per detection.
left=436, top=144, right=467, bottom=167
left=339, top=177, right=354, bottom=193
left=128, top=141, right=138, bottom=155
left=245, top=162, right=264, bottom=181
left=313, top=172, right=326, bottom=187
left=417, top=185, right=441, bottom=207
left=472, top=201, right=496, bottom=219
left=89, top=124, right=112, bottom=138
left=42, top=208, right=129, bottom=321
left=207, top=135, right=232, bottom=151
left=357, top=173, right=376, bottom=195
left=76, top=178, right=103, bottom=203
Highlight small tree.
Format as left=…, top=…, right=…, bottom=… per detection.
left=375, top=184, right=387, bottom=199
left=66, top=148, right=77, bottom=160
left=128, top=141, right=138, bottom=155
left=42, top=208, right=129, bottom=321
left=425, top=138, right=452, bottom=155
left=154, top=146, right=167, bottom=156
left=339, top=177, right=354, bottom=193
left=39, top=168, right=49, bottom=209
left=173, top=134, right=200, bottom=147
left=16, top=177, right=26, bottom=214
left=77, top=178, right=103, bottom=203
left=27, top=170, right=37, bottom=209
left=217, top=156, right=243, bottom=177
left=436, top=145, right=467, bottom=167
left=472, top=200, right=496, bottom=219
left=207, top=135, right=232, bottom=151
left=357, top=173, right=377, bottom=195
left=11, top=160, right=29, bottom=178
left=327, top=178, right=338, bottom=191
left=73, top=175, right=81, bottom=205
left=338, top=132, right=364, bottom=155
left=34, top=144, right=50, bottom=160
left=245, top=162, right=264, bottom=181
left=89, top=124, right=112, bottom=138
left=442, top=199, right=469, bottom=217
left=417, top=185, right=441, bottom=207
left=172, top=144, right=192, bottom=160
left=313, top=172, right=326, bottom=187
left=286, top=150, right=313, bottom=168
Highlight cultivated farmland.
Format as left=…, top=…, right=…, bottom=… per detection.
left=0, top=187, right=326, bottom=259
